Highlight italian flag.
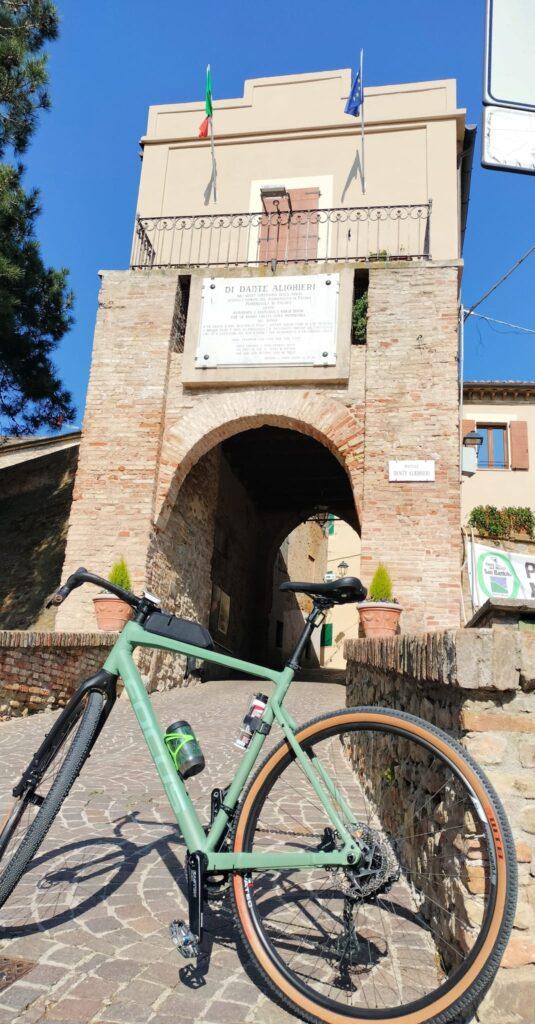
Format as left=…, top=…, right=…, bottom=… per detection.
left=198, top=65, right=213, bottom=138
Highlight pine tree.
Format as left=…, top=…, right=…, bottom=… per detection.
left=0, top=1, right=74, bottom=436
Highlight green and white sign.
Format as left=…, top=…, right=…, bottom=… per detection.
left=468, top=541, right=535, bottom=606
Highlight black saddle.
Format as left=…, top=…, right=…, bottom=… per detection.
left=279, top=576, right=366, bottom=605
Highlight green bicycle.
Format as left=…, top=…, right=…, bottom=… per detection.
left=0, top=568, right=516, bottom=1024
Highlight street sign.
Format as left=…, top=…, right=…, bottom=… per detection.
left=388, top=460, right=436, bottom=482
left=483, top=0, right=535, bottom=175
left=482, top=105, right=535, bottom=174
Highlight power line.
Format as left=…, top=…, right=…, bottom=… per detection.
left=468, top=312, right=535, bottom=336
left=463, top=244, right=535, bottom=321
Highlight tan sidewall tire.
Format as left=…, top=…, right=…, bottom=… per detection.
left=231, top=708, right=514, bottom=1024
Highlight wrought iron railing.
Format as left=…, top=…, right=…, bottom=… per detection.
left=131, top=202, right=432, bottom=269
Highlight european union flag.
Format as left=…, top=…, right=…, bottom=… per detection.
left=344, top=69, right=362, bottom=117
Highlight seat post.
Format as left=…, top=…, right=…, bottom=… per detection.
left=286, top=600, right=330, bottom=672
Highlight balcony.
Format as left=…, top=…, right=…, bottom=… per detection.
left=130, top=202, right=432, bottom=270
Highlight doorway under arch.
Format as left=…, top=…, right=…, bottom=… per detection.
left=146, top=424, right=360, bottom=684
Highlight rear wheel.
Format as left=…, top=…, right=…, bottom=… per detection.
left=231, top=707, right=516, bottom=1024
left=0, top=691, right=104, bottom=909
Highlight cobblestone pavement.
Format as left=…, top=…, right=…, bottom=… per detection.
left=0, top=679, right=351, bottom=1024
left=0, top=679, right=451, bottom=1024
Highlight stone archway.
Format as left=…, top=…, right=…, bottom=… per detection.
left=145, top=405, right=364, bottom=682
left=154, top=389, right=364, bottom=531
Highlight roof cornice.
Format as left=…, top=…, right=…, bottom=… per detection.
left=463, top=381, right=535, bottom=401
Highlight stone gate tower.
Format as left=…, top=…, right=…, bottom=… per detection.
left=57, top=70, right=473, bottom=659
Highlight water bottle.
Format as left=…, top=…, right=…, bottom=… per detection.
left=234, top=694, right=268, bottom=750
left=164, top=720, right=205, bottom=779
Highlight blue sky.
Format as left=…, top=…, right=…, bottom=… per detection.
left=23, top=0, right=535, bottom=424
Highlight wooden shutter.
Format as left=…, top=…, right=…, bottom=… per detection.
left=462, top=419, right=476, bottom=440
left=286, top=188, right=320, bottom=261
left=510, top=420, right=529, bottom=470
left=259, top=187, right=319, bottom=263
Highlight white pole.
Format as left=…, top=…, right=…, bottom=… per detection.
left=360, top=48, right=365, bottom=194
left=209, top=113, right=217, bottom=203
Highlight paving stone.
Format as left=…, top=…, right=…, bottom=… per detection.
left=43, top=999, right=103, bottom=1021
left=0, top=680, right=458, bottom=1023
left=0, top=984, right=43, bottom=1011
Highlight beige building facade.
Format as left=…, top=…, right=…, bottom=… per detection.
left=55, top=69, right=472, bottom=670
left=462, top=381, right=534, bottom=520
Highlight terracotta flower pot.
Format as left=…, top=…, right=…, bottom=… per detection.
left=93, top=594, right=132, bottom=631
left=358, top=601, right=402, bottom=638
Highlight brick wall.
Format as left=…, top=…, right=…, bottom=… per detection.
left=346, top=630, right=535, bottom=1023
left=56, top=261, right=461, bottom=647
left=56, top=271, right=182, bottom=631
left=0, top=631, right=116, bottom=720
left=361, top=264, right=461, bottom=631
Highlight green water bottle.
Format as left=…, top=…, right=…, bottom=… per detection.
left=164, top=720, right=205, bottom=779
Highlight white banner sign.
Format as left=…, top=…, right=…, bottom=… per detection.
left=196, top=274, right=339, bottom=368
left=467, top=541, right=535, bottom=606
left=389, top=460, right=435, bottom=482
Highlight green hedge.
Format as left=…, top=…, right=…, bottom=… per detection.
left=467, top=505, right=535, bottom=540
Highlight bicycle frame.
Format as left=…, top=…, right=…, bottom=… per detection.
left=103, top=621, right=362, bottom=875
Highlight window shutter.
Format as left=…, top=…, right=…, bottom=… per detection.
left=510, top=420, right=529, bottom=470
left=259, top=187, right=320, bottom=263
left=462, top=419, right=476, bottom=440
left=321, top=623, right=333, bottom=647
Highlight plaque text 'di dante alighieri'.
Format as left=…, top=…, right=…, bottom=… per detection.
left=196, top=274, right=339, bottom=368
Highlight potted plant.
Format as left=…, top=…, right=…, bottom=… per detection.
left=93, top=558, right=133, bottom=630
left=358, top=564, right=402, bottom=638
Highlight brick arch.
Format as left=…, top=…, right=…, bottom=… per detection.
left=154, top=390, right=364, bottom=529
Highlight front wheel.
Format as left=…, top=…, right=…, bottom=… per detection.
left=0, top=691, right=104, bottom=910
left=231, top=706, right=517, bottom=1024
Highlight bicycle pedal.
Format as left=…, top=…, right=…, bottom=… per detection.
left=169, top=919, right=199, bottom=959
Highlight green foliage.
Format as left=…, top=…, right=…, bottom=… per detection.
left=0, top=1, right=59, bottom=158
left=0, top=163, right=74, bottom=435
left=108, top=558, right=132, bottom=592
left=351, top=290, right=368, bottom=344
left=368, top=563, right=394, bottom=602
left=467, top=505, right=535, bottom=540
left=0, top=3, right=74, bottom=437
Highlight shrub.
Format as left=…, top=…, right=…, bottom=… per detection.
left=368, top=563, right=394, bottom=602
left=108, top=557, right=132, bottom=591
left=352, top=291, right=368, bottom=344
left=467, top=505, right=535, bottom=540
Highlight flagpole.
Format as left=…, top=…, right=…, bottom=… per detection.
left=360, top=48, right=365, bottom=194
left=209, top=110, right=217, bottom=203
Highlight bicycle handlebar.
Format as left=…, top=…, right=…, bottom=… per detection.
left=46, top=567, right=141, bottom=609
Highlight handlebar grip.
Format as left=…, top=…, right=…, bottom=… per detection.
left=45, top=567, right=88, bottom=608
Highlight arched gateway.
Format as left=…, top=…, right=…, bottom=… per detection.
left=57, top=70, right=467, bottom=653
left=154, top=389, right=364, bottom=528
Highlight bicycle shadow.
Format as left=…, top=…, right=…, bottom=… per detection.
left=0, top=811, right=186, bottom=939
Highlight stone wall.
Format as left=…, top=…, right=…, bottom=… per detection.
left=346, top=630, right=535, bottom=1023
left=0, top=632, right=116, bottom=720
left=0, top=448, right=78, bottom=631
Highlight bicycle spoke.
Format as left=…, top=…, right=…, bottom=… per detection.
left=235, top=717, right=506, bottom=1016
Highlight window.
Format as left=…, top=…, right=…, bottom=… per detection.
left=477, top=425, right=508, bottom=469
left=275, top=620, right=284, bottom=649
